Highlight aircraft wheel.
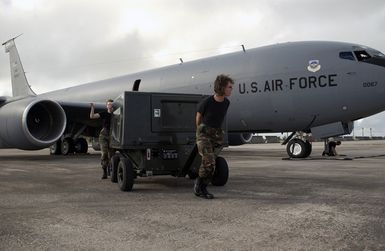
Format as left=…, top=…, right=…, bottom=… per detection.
left=212, top=156, right=229, bottom=186
left=286, top=139, right=308, bottom=158
left=61, top=138, right=74, bottom=155
left=74, top=138, right=88, bottom=154
left=91, top=138, right=100, bottom=151
left=50, top=140, right=62, bottom=155
left=110, top=155, right=120, bottom=183
left=117, top=158, right=134, bottom=191
left=304, top=140, right=312, bottom=158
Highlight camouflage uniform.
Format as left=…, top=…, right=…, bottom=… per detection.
left=99, top=128, right=115, bottom=170
left=196, top=124, right=224, bottom=182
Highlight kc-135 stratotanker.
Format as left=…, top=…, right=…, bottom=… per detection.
left=1, top=37, right=384, bottom=158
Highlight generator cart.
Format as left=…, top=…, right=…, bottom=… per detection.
left=109, top=91, right=229, bottom=192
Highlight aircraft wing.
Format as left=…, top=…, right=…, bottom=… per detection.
left=58, top=101, right=106, bottom=127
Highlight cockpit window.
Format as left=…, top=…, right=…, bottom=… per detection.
left=339, top=51, right=355, bottom=61
left=373, top=52, right=385, bottom=58
left=344, top=48, right=385, bottom=68
left=354, top=50, right=371, bottom=61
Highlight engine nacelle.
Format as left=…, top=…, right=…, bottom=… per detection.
left=0, top=98, right=66, bottom=150
left=228, top=132, right=253, bottom=146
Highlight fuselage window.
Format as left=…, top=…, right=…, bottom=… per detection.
left=339, top=51, right=355, bottom=61
left=354, top=50, right=371, bottom=61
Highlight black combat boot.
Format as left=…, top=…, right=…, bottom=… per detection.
left=101, top=167, right=108, bottom=179
left=194, top=177, right=214, bottom=199
left=194, top=177, right=203, bottom=197
left=200, top=182, right=214, bottom=199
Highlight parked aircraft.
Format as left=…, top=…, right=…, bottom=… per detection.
left=1, top=37, right=384, bottom=158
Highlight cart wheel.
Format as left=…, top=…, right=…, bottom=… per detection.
left=117, top=158, right=134, bottom=191
left=211, top=156, right=229, bottom=186
left=110, top=155, right=120, bottom=183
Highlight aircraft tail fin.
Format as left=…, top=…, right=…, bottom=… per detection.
left=2, top=35, right=36, bottom=97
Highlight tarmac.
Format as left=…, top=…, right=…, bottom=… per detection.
left=0, top=140, right=385, bottom=250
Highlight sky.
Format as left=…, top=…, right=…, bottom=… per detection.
left=0, top=0, right=385, bottom=136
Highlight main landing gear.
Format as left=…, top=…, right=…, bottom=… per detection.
left=50, top=137, right=88, bottom=155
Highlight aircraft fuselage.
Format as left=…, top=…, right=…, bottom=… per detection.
left=40, top=41, right=385, bottom=133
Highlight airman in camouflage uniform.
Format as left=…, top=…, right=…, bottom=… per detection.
left=194, top=74, right=234, bottom=199
left=99, top=128, right=115, bottom=175
left=90, top=99, right=115, bottom=179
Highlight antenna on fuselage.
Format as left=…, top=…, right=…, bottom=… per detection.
left=241, top=44, right=246, bottom=53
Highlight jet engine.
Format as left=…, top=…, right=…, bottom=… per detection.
left=0, top=98, right=66, bottom=150
left=228, top=132, right=253, bottom=146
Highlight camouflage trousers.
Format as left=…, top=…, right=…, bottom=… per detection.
left=99, top=129, right=115, bottom=169
left=196, top=124, right=224, bottom=180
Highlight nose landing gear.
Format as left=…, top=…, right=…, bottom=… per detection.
left=286, top=138, right=312, bottom=158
